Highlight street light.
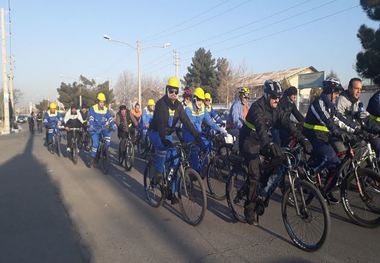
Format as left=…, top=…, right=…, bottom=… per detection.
left=103, top=34, right=171, bottom=105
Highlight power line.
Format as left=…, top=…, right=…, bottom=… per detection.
left=178, top=0, right=314, bottom=50
left=146, top=0, right=253, bottom=43
left=143, top=0, right=230, bottom=41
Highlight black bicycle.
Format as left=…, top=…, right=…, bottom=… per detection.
left=67, top=127, right=81, bottom=164
left=226, top=146, right=330, bottom=252
left=95, top=129, right=111, bottom=174
left=144, top=142, right=207, bottom=226
left=48, top=127, right=62, bottom=156
left=118, top=132, right=135, bottom=171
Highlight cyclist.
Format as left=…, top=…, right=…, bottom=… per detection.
left=28, top=111, right=35, bottom=133
left=36, top=111, right=43, bottom=132
left=64, top=104, right=84, bottom=153
left=43, top=103, right=63, bottom=152
left=131, top=102, right=142, bottom=123
left=227, top=87, right=250, bottom=137
left=115, top=104, right=138, bottom=140
left=183, top=87, right=227, bottom=174
left=182, top=87, right=192, bottom=107
left=140, top=99, right=155, bottom=146
left=88, top=92, right=116, bottom=167
left=148, top=77, right=200, bottom=203
left=273, top=86, right=304, bottom=146
left=367, top=89, right=380, bottom=158
left=240, top=80, right=312, bottom=225
left=303, top=77, right=360, bottom=203
left=204, top=92, right=223, bottom=124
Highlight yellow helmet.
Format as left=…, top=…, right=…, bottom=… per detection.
left=194, top=87, right=205, bottom=100
left=205, top=93, right=212, bottom=100
left=239, top=87, right=250, bottom=94
left=147, top=99, right=155, bottom=106
left=97, top=92, right=106, bottom=102
left=49, top=102, right=57, bottom=110
left=167, top=76, right=180, bottom=89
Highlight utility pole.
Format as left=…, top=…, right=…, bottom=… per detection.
left=1, top=8, right=10, bottom=134
left=137, top=40, right=141, bottom=105
left=8, top=0, right=14, bottom=117
left=173, top=49, right=180, bottom=80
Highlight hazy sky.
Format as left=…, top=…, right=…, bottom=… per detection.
left=0, top=0, right=377, bottom=106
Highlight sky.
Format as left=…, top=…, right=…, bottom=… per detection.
left=0, top=0, right=377, bottom=106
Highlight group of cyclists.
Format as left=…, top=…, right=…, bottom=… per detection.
left=26, top=75, right=380, bottom=242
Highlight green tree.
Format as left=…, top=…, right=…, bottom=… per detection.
left=356, top=0, right=380, bottom=84
left=184, top=48, right=218, bottom=99
left=216, top=57, right=232, bottom=103
left=35, top=99, right=50, bottom=112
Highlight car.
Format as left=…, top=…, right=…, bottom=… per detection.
left=17, top=115, right=28, bottom=123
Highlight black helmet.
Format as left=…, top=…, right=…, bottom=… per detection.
left=322, top=77, right=344, bottom=94
left=284, top=86, right=297, bottom=97
left=264, top=80, right=283, bottom=99
left=119, top=105, right=127, bottom=111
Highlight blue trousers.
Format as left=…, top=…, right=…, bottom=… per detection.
left=309, top=137, right=341, bottom=172
left=90, top=129, right=111, bottom=158
left=46, top=127, right=57, bottom=145
left=184, top=135, right=210, bottom=174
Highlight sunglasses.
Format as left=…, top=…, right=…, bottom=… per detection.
left=196, top=97, right=204, bottom=102
left=205, top=99, right=211, bottom=102
left=167, top=87, right=179, bottom=95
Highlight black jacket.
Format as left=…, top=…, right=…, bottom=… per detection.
left=279, top=96, right=304, bottom=123
left=150, top=95, right=199, bottom=140
left=240, top=96, right=303, bottom=148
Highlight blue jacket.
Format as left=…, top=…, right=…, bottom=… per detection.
left=228, top=98, right=245, bottom=129
left=140, top=107, right=154, bottom=129
left=367, top=90, right=380, bottom=119
left=303, top=93, right=358, bottom=142
left=43, top=110, right=63, bottom=129
left=205, top=105, right=223, bottom=124
left=88, top=104, right=116, bottom=132
left=182, top=103, right=221, bottom=142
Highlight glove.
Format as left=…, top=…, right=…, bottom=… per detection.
left=300, top=138, right=313, bottom=154
left=163, top=139, right=173, bottom=147
left=219, top=127, right=228, bottom=136
left=267, top=142, right=284, bottom=159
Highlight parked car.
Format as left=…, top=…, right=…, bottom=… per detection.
left=17, top=115, right=28, bottom=123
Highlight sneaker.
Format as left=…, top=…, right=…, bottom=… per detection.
left=244, top=202, right=259, bottom=226
left=326, top=192, right=339, bottom=204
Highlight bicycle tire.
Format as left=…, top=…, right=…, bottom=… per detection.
left=72, top=142, right=78, bottom=165
left=282, top=179, right=330, bottom=252
left=125, top=141, right=134, bottom=171
left=55, top=135, right=61, bottom=157
left=226, top=168, right=248, bottom=223
left=178, top=167, right=207, bottom=226
left=206, top=157, right=228, bottom=200
left=143, top=162, right=164, bottom=208
left=341, top=167, right=380, bottom=228
left=118, top=139, right=126, bottom=165
left=100, top=145, right=110, bottom=174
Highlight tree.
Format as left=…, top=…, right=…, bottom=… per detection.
left=35, top=99, right=50, bottom=112
left=184, top=48, right=218, bottom=99
left=326, top=70, right=339, bottom=79
left=13, top=88, right=23, bottom=106
left=216, top=57, right=232, bottom=103
left=356, top=0, right=380, bottom=84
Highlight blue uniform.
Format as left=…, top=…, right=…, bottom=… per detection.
left=205, top=105, right=223, bottom=124
left=43, top=110, right=63, bottom=145
left=140, top=107, right=154, bottom=142
left=88, top=104, right=116, bottom=158
left=183, top=103, right=222, bottom=173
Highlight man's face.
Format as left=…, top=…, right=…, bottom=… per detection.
left=205, top=99, right=211, bottom=107
left=121, top=109, right=126, bottom=116
left=50, top=109, right=56, bottom=114
left=331, top=92, right=340, bottom=103
left=195, top=97, right=204, bottom=108
left=289, top=95, right=297, bottom=103
left=82, top=108, right=87, bottom=113
left=269, top=97, right=280, bottom=109
left=71, top=108, right=77, bottom=114
left=240, top=94, right=248, bottom=105
left=350, top=80, right=362, bottom=99
left=98, top=101, right=105, bottom=108
left=148, top=105, right=155, bottom=111
left=135, top=105, right=140, bottom=111
left=167, top=87, right=178, bottom=102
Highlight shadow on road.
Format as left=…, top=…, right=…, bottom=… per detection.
left=0, top=134, right=92, bottom=263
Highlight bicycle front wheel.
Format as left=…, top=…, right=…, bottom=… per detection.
left=207, top=156, right=229, bottom=200
left=72, top=143, right=78, bottom=164
left=282, top=179, right=330, bottom=252
left=100, top=146, right=110, bottom=174
left=125, top=141, right=134, bottom=171
left=341, top=167, right=380, bottom=227
left=143, top=162, right=164, bottom=208
left=178, top=167, right=207, bottom=226
left=226, top=169, right=248, bottom=223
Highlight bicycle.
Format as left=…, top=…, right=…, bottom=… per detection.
left=144, top=142, right=207, bottom=226
left=118, top=131, right=135, bottom=171
left=137, top=129, right=153, bottom=158
left=67, top=127, right=81, bottom=164
left=37, top=119, right=43, bottom=133
left=93, top=129, right=112, bottom=174
left=226, top=146, right=330, bottom=252
left=301, top=135, right=380, bottom=228
left=48, top=127, right=62, bottom=156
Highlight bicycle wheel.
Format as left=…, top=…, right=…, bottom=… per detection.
left=56, top=134, right=61, bottom=157
left=226, top=169, right=248, bottom=223
left=178, top=166, right=207, bottom=226
left=100, top=146, right=110, bottom=174
left=143, top=162, right=164, bottom=208
left=206, top=156, right=229, bottom=200
left=72, top=142, right=78, bottom=164
left=125, top=141, right=134, bottom=171
left=282, top=179, right=330, bottom=252
left=341, top=167, right=380, bottom=227
left=118, top=139, right=126, bottom=165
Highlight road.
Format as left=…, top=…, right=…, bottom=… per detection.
left=0, top=126, right=379, bottom=263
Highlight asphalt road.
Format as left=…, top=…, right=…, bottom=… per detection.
left=0, top=126, right=379, bottom=263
